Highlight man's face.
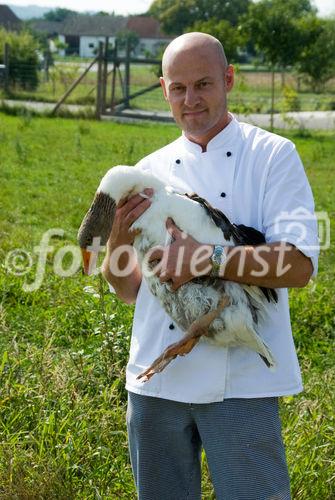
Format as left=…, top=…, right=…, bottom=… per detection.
left=160, top=47, right=234, bottom=145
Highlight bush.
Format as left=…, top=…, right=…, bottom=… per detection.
left=0, top=29, right=40, bottom=91
left=281, top=85, right=301, bottom=112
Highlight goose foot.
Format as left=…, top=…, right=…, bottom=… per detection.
left=137, top=296, right=230, bottom=382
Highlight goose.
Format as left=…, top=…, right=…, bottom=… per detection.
left=78, top=165, right=278, bottom=381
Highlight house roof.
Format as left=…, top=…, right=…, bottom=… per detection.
left=29, top=14, right=171, bottom=40
left=30, top=20, right=63, bottom=35
left=60, top=15, right=127, bottom=37
left=126, top=16, right=171, bottom=39
left=0, top=4, right=22, bottom=31
left=43, top=15, right=171, bottom=39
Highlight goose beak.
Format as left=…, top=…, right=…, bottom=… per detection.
left=81, top=248, right=94, bottom=275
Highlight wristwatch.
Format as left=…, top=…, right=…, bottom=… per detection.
left=210, top=245, right=227, bottom=277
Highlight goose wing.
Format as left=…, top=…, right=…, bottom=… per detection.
left=185, top=193, right=278, bottom=303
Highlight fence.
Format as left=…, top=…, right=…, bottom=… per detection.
left=0, top=43, right=9, bottom=92
left=1, top=40, right=335, bottom=120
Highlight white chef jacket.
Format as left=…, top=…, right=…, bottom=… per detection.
left=115, top=115, right=319, bottom=403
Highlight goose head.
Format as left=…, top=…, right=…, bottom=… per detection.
left=78, top=190, right=116, bottom=274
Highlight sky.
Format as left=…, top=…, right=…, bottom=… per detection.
left=6, top=0, right=335, bottom=18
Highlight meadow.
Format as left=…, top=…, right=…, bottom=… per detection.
left=0, top=112, right=334, bottom=498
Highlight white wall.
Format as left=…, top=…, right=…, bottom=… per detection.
left=80, top=36, right=116, bottom=58
left=58, top=34, right=66, bottom=57
left=57, top=34, right=169, bottom=59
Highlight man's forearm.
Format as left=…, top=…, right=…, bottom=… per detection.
left=147, top=223, right=314, bottom=291
left=101, top=247, right=142, bottom=304
left=222, top=242, right=313, bottom=288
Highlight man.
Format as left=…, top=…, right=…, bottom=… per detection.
left=102, top=33, right=318, bottom=500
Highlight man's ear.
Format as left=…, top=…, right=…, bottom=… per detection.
left=160, top=77, right=168, bottom=101
left=225, top=65, right=234, bottom=92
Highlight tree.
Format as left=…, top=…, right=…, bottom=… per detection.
left=295, top=17, right=335, bottom=91
left=242, top=0, right=315, bottom=69
left=241, top=0, right=316, bottom=128
left=0, top=29, right=39, bottom=90
left=43, top=8, right=77, bottom=22
left=187, top=19, right=243, bottom=62
left=149, top=0, right=194, bottom=35
left=116, top=30, right=140, bottom=55
left=148, top=0, right=251, bottom=34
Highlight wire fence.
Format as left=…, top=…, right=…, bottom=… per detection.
left=110, top=66, right=335, bottom=114
left=1, top=44, right=335, bottom=116
left=1, top=59, right=98, bottom=106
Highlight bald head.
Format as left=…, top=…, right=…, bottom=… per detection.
left=159, top=31, right=234, bottom=147
left=162, top=32, right=227, bottom=78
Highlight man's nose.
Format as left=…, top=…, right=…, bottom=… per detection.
left=184, top=87, right=200, bottom=107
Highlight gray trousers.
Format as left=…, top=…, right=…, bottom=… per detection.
left=126, top=392, right=291, bottom=500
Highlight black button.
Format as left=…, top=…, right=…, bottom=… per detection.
left=226, top=151, right=232, bottom=157
left=175, top=159, right=181, bottom=164
left=169, top=323, right=175, bottom=330
left=220, top=192, right=226, bottom=198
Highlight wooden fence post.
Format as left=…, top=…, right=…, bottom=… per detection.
left=270, top=69, right=275, bottom=132
left=96, top=41, right=104, bottom=119
left=101, top=37, right=109, bottom=114
left=4, top=43, right=10, bottom=93
left=110, top=40, right=118, bottom=112
left=124, top=38, right=131, bottom=108
left=43, top=49, right=50, bottom=82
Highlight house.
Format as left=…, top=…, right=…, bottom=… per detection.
left=126, top=16, right=172, bottom=58
left=31, top=14, right=173, bottom=59
left=0, top=4, right=22, bottom=31
left=59, top=15, right=172, bottom=59
left=57, top=15, right=127, bottom=57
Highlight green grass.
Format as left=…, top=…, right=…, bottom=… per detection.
left=0, top=114, right=334, bottom=498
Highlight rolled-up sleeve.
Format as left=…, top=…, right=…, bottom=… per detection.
left=262, top=141, right=319, bottom=276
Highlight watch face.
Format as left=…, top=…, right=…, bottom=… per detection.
left=213, top=252, right=221, bottom=265
left=210, top=246, right=226, bottom=277
left=212, top=246, right=225, bottom=265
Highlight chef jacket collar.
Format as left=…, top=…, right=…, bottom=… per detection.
left=181, top=113, right=238, bottom=154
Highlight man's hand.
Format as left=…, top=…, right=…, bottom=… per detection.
left=107, top=188, right=153, bottom=252
left=148, top=218, right=213, bottom=291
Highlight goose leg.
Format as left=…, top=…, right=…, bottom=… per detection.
left=137, top=296, right=230, bottom=382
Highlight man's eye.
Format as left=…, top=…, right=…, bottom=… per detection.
left=172, top=86, right=184, bottom=92
left=199, top=81, right=210, bottom=88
